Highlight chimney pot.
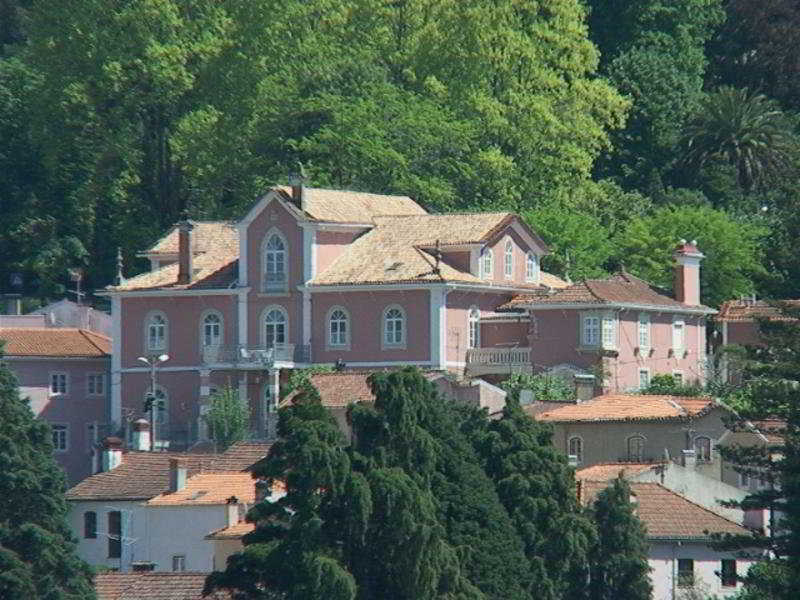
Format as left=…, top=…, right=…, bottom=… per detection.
left=169, top=458, right=188, bottom=492
left=177, top=220, right=194, bottom=285
left=673, top=239, right=704, bottom=306
left=132, top=418, right=151, bottom=452
left=288, top=162, right=308, bottom=212
left=573, top=374, right=596, bottom=402
left=101, top=436, right=124, bottom=471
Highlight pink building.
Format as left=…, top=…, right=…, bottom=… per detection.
left=0, top=318, right=112, bottom=484
left=102, top=182, right=564, bottom=446
left=497, top=241, right=716, bottom=393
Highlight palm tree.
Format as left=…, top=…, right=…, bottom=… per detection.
left=681, top=86, right=800, bottom=192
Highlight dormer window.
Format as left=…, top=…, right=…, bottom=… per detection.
left=504, top=240, right=513, bottom=279
left=481, top=248, right=493, bottom=280
left=525, top=252, right=539, bottom=283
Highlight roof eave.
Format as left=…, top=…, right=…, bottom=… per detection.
left=521, top=301, right=717, bottom=315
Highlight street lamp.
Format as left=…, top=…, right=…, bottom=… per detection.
left=137, top=354, right=169, bottom=451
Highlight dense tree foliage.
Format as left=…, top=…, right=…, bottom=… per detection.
left=0, top=346, right=95, bottom=599
left=207, top=368, right=593, bottom=599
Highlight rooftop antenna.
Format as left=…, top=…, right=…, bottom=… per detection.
left=67, top=268, right=85, bottom=305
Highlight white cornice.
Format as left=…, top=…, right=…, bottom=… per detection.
left=299, top=221, right=374, bottom=232
left=520, top=302, right=716, bottom=315
left=299, top=281, right=541, bottom=294
left=97, top=287, right=250, bottom=298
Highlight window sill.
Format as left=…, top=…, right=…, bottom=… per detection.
left=325, top=345, right=351, bottom=352
left=381, top=344, right=407, bottom=351
left=634, top=346, right=655, bottom=357
left=257, top=292, right=290, bottom=298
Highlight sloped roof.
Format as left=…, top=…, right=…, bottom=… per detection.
left=95, top=572, right=230, bottom=600
left=275, top=186, right=427, bottom=222
left=717, top=299, right=800, bottom=322
left=575, top=463, right=659, bottom=481
left=208, top=441, right=272, bottom=471
left=141, top=221, right=239, bottom=257
left=66, top=442, right=271, bottom=501
left=500, top=271, right=715, bottom=313
left=205, top=521, right=255, bottom=540
left=283, top=371, right=377, bottom=408
left=0, top=328, right=111, bottom=357
left=147, top=472, right=255, bottom=506
left=536, top=394, right=716, bottom=423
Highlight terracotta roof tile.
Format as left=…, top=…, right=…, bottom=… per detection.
left=575, top=463, right=658, bottom=481
left=205, top=521, right=255, bottom=540
left=147, top=472, right=256, bottom=506
left=717, top=299, right=800, bottom=322
left=275, top=186, right=427, bottom=222
left=283, top=371, right=376, bottom=408
left=67, top=442, right=271, bottom=501
left=95, top=572, right=230, bottom=600
left=141, top=221, right=239, bottom=257
left=579, top=482, right=749, bottom=540
left=500, top=271, right=715, bottom=313
left=0, top=328, right=111, bottom=357
left=750, top=419, right=786, bottom=445
left=536, top=394, right=715, bottom=423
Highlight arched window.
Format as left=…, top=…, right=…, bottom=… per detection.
left=526, top=252, right=539, bottom=283
left=263, top=307, right=288, bottom=347
left=694, top=436, right=712, bottom=462
left=146, top=312, right=167, bottom=351
left=481, top=248, right=493, bottom=279
left=263, top=231, right=287, bottom=292
left=383, top=305, right=405, bottom=347
left=328, top=307, right=349, bottom=347
left=202, top=312, right=222, bottom=347
left=468, top=307, right=480, bottom=349
left=568, top=436, right=583, bottom=464
left=504, top=239, right=514, bottom=279
left=627, top=435, right=646, bottom=462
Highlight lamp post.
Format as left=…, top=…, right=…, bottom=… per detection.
left=137, top=354, right=169, bottom=451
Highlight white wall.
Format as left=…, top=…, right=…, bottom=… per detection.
left=650, top=542, right=757, bottom=600
left=69, top=500, right=146, bottom=571
left=144, top=505, right=227, bottom=572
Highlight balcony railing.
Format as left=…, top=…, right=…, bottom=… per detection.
left=203, top=344, right=311, bottom=366
left=466, top=347, right=531, bottom=374
left=262, top=272, right=287, bottom=293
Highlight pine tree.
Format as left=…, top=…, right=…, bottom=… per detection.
left=0, top=346, right=95, bottom=599
left=588, top=477, right=652, bottom=600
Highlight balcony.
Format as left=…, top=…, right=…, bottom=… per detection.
left=465, top=347, right=531, bottom=376
left=202, top=344, right=311, bottom=367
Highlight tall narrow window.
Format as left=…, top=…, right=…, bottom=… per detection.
left=84, top=511, right=97, bottom=539
left=384, top=306, right=405, bottom=346
left=147, top=313, right=167, bottom=351
left=694, top=436, right=712, bottom=462
left=568, top=436, right=583, bottom=464
left=504, top=240, right=514, bottom=279
left=264, top=233, right=287, bottom=292
left=721, top=559, right=737, bottom=587
left=87, top=373, right=105, bottom=395
left=328, top=308, right=349, bottom=347
left=468, top=307, right=480, bottom=349
left=50, top=372, right=68, bottom=395
left=52, top=424, right=68, bottom=452
left=481, top=248, right=493, bottom=279
left=677, top=559, right=694, bottom=588
left=601, top=316, right=616, bottom=349
left=526, top=252, right=539, bottom=283
left=638, top=313, right=650, bottom=348
left=108, top=511, right=122, bottom=559
left=673, top=318, right=685, bottom=353
left=203, top=313, right=222, bottom=347
left=582, top=315, right=600, bottom=346
left=627, top=435, right=645, bottom=462
left=264, top=308, right=287, bottom=347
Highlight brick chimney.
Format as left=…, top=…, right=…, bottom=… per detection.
left=177, top=220, right=194, bottom=285
left=226, top=496, right=240, bottom=527
left=288, top=162, right=308, bottom=213
left=673, top=239, right=704, bottom=306
left=169, top=458, right=188, bottom=492
left=101, top=436, right=124, bottom=472
left=132, top=418, right=151, bottom=452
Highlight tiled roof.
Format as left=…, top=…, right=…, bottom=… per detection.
left=0, top=328, right=111, bottom=357
left=208, top=441, right=272, bottom=471
left=205, top=521, right=255, bottom=540
left=500, top=271, right=714, bottom=312
left=717, top=299, right=800, bottom=322
left=95, top=572, right=230, bottom=600
left=580, top=482, right=748, bottom=540
left=283, top=371, right=376, bottom=408
left=536, top=394, right=715, bottom=423
left=310, top=213, right=555, bottom=286
left=141, top=221, right=239, bottom=257
left=275, top=186, right=427, bottom=222
left=751, top=419, right=786, bottom=445
left=66, top=442, right=271, bottom=501
left=148, top=472, right=255, bottom=506
left=575, top=463, right=659, bottom=481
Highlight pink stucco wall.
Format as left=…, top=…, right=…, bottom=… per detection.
left=311, top=290, right=431, bottom=363
left=441, top=251, right=471, bottom=274
left=120, top=295, right=237, bottom=368
left=9, top=357, right=109, bottom=484
left=445, top=291, right=515, bottom=363
left=482, top=225, right=539, bottom=285
left=316, top=230, right=362, bottom=275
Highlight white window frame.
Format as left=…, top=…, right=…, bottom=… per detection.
left=50, top=372, right=68, bottom=396
left=672, top=316, right=685, bottom=354
left=581, top=311, right=616, bottom=349
left=581, top=314, right=600, bottom=346
left=627, top=434, right=646, bottom=462
left=525, top=252, right=539, bottom=283
left=638, top=368, right=650, bottom=390
left=694, top=435, right=712, bottom=462
left=638, top=313, right=650, bottom=350
left=601, top=314, right=617, bottom=350
left=504, top=239, right=514, bottom=279
left=261, top=305, right=289, bottom=348
left=262, top=228, right=288, bottom=293
left=145, top=311, right=168, bottom=352
left=467, top=306, right=481, bottom=350
left=568, top=436, right=583, bottom=464
left=87, top=373, right=105, bottom=396
left=52, top=423, right=69, bottom=452
left=201, top=310, right=223, bottom=348
left=481, top=248, right=493, bottom=280
left=327, top=306, right=350, bottom=349
left=382, top=305, right=406, bottom=349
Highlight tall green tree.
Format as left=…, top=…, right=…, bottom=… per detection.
left=0, top=345, right=95, bottom=599
left=588, top=478, right=652, bottom=600
left=203, top=386, right=250, bottom=452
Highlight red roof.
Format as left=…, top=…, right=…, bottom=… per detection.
left=536, top=394, right=716, bottom=423
left=717, top=299, right=800, bottom=322
left=283, top=371, right=377, bottom=408
left=95, top=572, right=230, bottom=600
left=575, top=463, right=658, bottom=481
left=0, top=328, right=111, bottom=357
